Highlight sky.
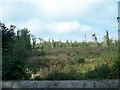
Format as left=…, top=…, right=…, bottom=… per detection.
left=0, top=0, right=119, bottom=42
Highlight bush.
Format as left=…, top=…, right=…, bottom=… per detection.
left=45, top=71, right=67, bottom=80
left=84, top=64, right=110, bottom=79
left=27, top=57, right=49, bottom=74
left=32, top=49, right=45, bottom=56
left=66, top=69, right=83, bottom=80
left=76, top=57, right=85, bottom=63
left=44, top=68, right=83, bottom=80
left=110, top=59, right=120, bottom=78
left=66, top=52, right=70, bottom=56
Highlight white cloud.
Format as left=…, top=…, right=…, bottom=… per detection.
left=47, top=21, right=93, bottom=33
left=17, top=19, right=45, bottom=34
left=16, top=19, right=94, bottom=35
left=47, top=21, right=79, bottom=33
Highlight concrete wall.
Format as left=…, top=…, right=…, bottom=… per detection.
left=2, top=79, right=120, bottom=88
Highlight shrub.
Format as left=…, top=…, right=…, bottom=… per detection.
left=66, top=69, right=83, bottom=80
left=110, top=59, right=120, bottom=79
left=66, top=52, right=70, bottom=56
left=84, top=64, right=110, bottom=79
left=45, top=71, right=67, bottom=80
left=100, top=47, right=118, bottom=62
left=44, top=70, right=83, bottom=80
left=76, top=57, right=85, bottom=63
left=32, top=49, right=45, bottom=56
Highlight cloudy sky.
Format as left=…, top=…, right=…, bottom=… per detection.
left=0, top=0, right=119, bottom=42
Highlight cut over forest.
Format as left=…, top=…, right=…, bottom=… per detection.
left=1, top=22, right=120, bottom=80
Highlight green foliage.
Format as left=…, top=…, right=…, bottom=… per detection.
left=44, top=70, right=82, bottom=80
left=45, top=71, right=67, bottom=80
left=2, top=46, right=29, bottom=80
left=84, top=64, right=110, bottom=79
left=66, top=69, right=83, bottom=80
left=76, top=57, right=85, bottom=63
left=2, top=22, right=31, bottom=80
left=17, top=28, right=31, bottom=51
left=32, top=49, right=45, bottom=56
left=66, top=52, right=71, bottom=56
left=101, top=48, right=118, bottom=61
left=1, top=23, right=15, bottom=52
left=103, top=31, right=111, bottom=46
left=27, top=57, right=49, bottom=74
left=110, top=59, right=120, bottom=78
left=84, top=59, right=120, bottom=79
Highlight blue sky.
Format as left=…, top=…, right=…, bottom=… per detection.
left=0, top=0, right=119, bottom=42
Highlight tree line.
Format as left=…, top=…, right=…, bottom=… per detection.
left=31, top=31, right=117, bottom=49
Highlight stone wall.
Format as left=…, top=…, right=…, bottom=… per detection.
left=2, top=79, right=120, bottom=88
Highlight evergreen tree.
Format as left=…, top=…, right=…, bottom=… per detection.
left=2, top=22, right=31, bottom=80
